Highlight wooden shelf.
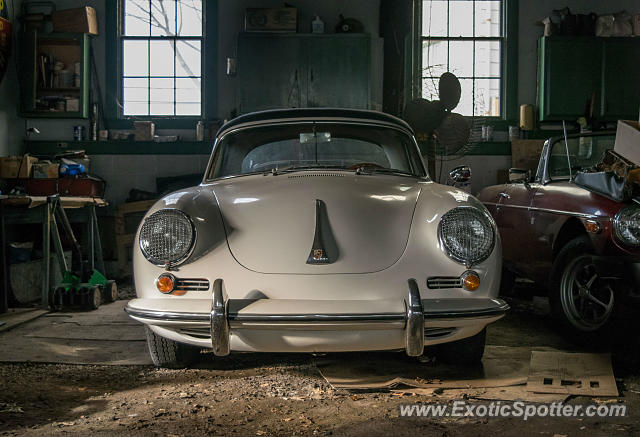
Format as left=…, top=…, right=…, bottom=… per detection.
left=25, top=140, right=213, bottom=155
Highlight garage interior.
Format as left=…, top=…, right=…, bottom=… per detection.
left=1, top=0, right=640, bottom=435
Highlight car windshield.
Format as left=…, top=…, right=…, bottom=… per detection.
left=207, top=122, right=426, bottom=179
left=547, top=134, right=616, bottom=180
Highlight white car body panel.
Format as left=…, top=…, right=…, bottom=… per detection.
left=126, top=109, right=507, bottom=355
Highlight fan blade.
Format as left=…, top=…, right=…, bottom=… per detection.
left=438, top=72, right=462, bottom=111
left=436, top=112, right=470, bottom=155
left=403, top=98, right=446, bottom=137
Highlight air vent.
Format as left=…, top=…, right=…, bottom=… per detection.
left=178, top=328, right=210, bottom=339
left=426, top=277, right=462, bottom=289
left=175, top=278, right=210, bottom=292
left=424, top=327, right=456, bottom=338
left=288, top=173, right=346, bottom=179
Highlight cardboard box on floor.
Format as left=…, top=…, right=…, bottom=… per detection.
left=614, top=120, right=640, bottom=166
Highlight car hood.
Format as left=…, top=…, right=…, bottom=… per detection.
left=211, top=173, right=422, bottom=274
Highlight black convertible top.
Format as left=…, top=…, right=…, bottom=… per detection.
left=217, top=108, right=414, bottom=137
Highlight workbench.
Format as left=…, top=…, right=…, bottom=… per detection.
left=0, top=195, right=107, bottom=313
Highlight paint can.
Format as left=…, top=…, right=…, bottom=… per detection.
left=73, top=125, right=85, bottom=141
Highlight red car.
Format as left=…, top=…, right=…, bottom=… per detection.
left=477, top=132, right=640, bottom=339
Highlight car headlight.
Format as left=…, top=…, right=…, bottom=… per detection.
left=438, top=206, right=495, bottom=267
left=139, top=209, right=195, bottom=265
left=614, top=205, right=640, bottom=246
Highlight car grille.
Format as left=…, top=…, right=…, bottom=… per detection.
left=426, top=277, right=462, bottom=289
left=288, top=173, right=346, bottom=179
left=175, top=278, right=210, bottom=292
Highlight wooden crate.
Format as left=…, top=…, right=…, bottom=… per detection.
left=114, top=199, right=156, bottom=278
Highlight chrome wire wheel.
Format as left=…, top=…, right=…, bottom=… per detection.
left=559, top=255, right=615, bottom=332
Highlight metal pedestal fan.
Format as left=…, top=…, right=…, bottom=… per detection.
left=404, top=72, right=481, bottom=182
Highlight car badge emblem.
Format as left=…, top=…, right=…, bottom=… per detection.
left=306, top=199, right=336, bottom=265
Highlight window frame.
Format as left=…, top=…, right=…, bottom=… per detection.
left=105, top=0, right=218, bottom=129
left=415, top=0, right=518, bottom=125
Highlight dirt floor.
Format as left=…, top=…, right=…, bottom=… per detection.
left=1, top=292, right=640, bottom=436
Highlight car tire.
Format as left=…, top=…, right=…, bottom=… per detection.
left=145, top=326, right=201, bottom=368
left=549, top=235, right=616, bottom=342
left=436, top=328, right=486, bottom=365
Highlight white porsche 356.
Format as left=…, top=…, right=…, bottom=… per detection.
left=125, top=108, right=508, bottom=368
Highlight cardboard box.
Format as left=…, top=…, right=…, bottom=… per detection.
left=614, top=120, right=640, bottom=166
left=52, top=7, right=98, bottom=35
left=245, top=8, right=297, bottom=32
left=134, top=121, right=155, bottom=141
left=33, top=162, right=60, bottom=179
left=0, top=156, right=39, bottom=179
left=511, top=139, right=546, bottom=174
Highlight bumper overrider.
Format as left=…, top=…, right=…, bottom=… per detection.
left=125, top=279, right=509, bottom=356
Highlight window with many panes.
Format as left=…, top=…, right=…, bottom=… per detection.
left=421, top=0, right=502, bottom=117
left=121, top=0, right=203, bottom=116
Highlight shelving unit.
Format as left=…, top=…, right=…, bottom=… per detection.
left=19, top=32, right=90, bottom=118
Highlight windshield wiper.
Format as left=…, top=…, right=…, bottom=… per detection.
left=269, top=165, right=343, bottom=176
left=354, top=167, right=416, bottom=177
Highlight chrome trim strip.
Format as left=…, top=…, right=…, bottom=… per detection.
left=483, top=202, right=611, bottom=221
left=229, top=321, right=405, bottom=330
left=229, top=313, right=405, bottom=322
left=125, top=300, right=509, bottom=326
left=124, top=306, right=210, bottom=322
left=405, top=279, right=425, bottom=357
left=426, top=276, right=462, bottom=289
left=423, top=303, right=510, bottom=319
left=211, top=279, right=230, bottom=356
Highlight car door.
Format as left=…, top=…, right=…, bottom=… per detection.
left=493, top=181, right=540, bottom=277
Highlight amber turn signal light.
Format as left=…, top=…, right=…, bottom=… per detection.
left=585, top=220, right=602, bottom=234
left=156, top=273, right=175, bottom=294
left=461, top=271, right=481, bottom=291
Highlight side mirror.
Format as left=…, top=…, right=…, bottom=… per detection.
left=449, top=165, right=472, bottom=184
left=509, top=168, right=531, bottom=184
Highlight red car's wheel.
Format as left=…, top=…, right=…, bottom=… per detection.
left=550, top=236, right=616, bottom=340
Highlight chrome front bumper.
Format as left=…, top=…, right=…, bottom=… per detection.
left=125, top=279, right=509, bottom=357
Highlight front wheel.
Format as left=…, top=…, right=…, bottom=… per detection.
left=436, top=328, right=486, bottom=365
left=145, top=327, right=201, bottom=368
left=549, top=236, right=616, bottom=341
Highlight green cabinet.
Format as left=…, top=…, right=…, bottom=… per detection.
left=19, top=32, right=90, bottom=118
left=601, top=39, right=640, bottom=120
left=238, top=33, right=371, bottom=114
left=538, top=36, right=640, bottom=122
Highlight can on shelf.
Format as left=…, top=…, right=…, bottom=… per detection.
left=73, top=125, right=85, bottom=141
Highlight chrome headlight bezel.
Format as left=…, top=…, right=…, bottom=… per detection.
left=139, top=208, right=196, bottom=266
left=613, top=205, right=640, bottom=247
left=438, top=206, right=496, bottom=267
